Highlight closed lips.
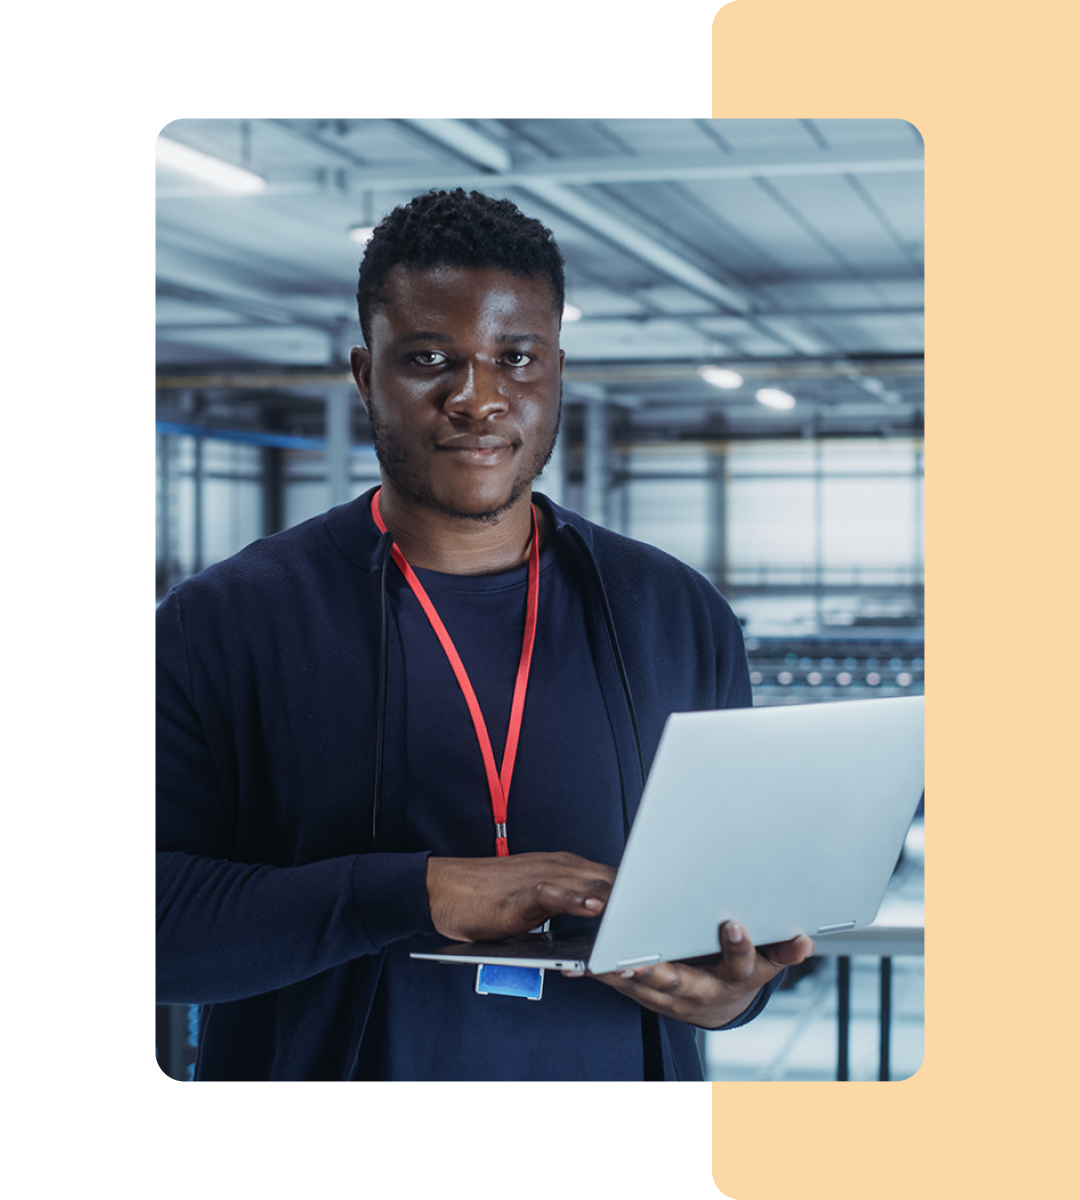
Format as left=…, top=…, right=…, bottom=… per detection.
left=437, top=435, right=515, bottom=450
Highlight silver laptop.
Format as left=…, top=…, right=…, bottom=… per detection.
left=411, top=695, right=924, bottom=976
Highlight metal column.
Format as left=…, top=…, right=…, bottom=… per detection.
left=263, top=445, right=285, bottom=536
left=192, top=430, right=205, bottom=574
left=156, top=423, right=174, bottom=594
left=709, top=447, right=728, bottom=590
left=836, top=955, right=850, bottom=1081
left=582, top=397, right=609, bottom=527
left=813, top=437, right=824, bottom=630
left=879, top=957, right=893, bottom=1080
left=325, top=390, right=352, bottom=507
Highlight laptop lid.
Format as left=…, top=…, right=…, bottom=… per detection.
left=412, top=695, right=924, bottom=975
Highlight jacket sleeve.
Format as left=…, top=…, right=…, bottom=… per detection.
left=156, top=589, right=435, bottom=1005
left=713, top=591, right=754, bottom=710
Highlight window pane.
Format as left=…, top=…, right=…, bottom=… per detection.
left=821, top=477, right=919, bottom=570
left=727, top=478, right=816, bottom=570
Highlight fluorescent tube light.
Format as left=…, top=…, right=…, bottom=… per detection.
left=755, top=387, right=796, bottom=410
left=697, top=365, right=743, bottom=389
left=156, top=137, right=266, bottom=194
left=562, top=303, right=583, bottom=323
left=348, top=224, right=377, bottom=245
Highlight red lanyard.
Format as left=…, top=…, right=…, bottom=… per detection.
left=371, top=488, right=540, bottom=857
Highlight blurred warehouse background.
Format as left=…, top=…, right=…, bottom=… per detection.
left=156, top=117, right=924, bottom=1081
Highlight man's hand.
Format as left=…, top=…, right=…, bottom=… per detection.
left=426, top=852, right=616, bottom=942
left=566, top=920, right=814, bottom=1029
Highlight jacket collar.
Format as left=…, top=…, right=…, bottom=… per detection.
left=324, top=485, right=599, bottom=574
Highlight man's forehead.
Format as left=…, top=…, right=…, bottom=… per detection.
left=377, top=263, right=558, bottom=315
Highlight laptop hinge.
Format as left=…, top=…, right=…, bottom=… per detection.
left=617, top=954, right=662, bottom=968
left=816, top=921, right=857, bottom=934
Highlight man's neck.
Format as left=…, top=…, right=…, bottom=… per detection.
left=375, top=484, right=543, bottom=576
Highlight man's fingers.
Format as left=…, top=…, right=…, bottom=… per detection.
left=717, top=921, right=758, bottom=980
left=616, top=963, right=683, bottom=993
left=427, top=852, right=615, bottom=940
left=533, top=869, right=612, bottom=904
left=501, top=874, right=612, bottom=931
left=719, top=924, right=814, bottom=971
left=529, top=879, right=609, bottom=918
left=584, top=950, right=761, bottom=1028
left=567, top=924, right=817, bottom=1029
left=758, top=933, right=815, bottom=966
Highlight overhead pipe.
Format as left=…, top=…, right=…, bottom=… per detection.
left=155, top=420, right=375, bottom=456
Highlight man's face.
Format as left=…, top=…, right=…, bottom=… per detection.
left=351, top=265, right=564, bottom=522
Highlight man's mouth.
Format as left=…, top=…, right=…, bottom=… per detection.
left=435, top=434, right=517, bottom=457
left=437, top=434, right=514, bottom=450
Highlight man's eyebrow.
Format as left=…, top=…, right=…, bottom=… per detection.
left=499, top=333, right=554, bottom=346
left=396, top=330, right=454, bottom=344
left=393, top=331, right=555, bottom=347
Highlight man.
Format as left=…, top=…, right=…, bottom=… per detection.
left=156, top=189, right=813, bottom=1081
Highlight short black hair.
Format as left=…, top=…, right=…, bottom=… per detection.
left=356, top=188, right=565, bottom=347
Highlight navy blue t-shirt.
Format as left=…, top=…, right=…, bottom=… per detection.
left=354, top=536, right=649, bottom=1080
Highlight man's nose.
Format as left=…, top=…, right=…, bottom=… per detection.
left=443, top=360, right=508, bottom=420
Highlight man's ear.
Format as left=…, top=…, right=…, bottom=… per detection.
left=350, top=345, right=372, bottom=408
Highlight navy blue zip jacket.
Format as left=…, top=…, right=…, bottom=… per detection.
left=156, top=488, right=776, bottom=1080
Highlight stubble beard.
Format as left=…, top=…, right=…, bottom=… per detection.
left=366, top=391, right=562, bottom=524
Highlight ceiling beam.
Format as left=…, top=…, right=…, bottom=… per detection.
left=156, top=279, right=338, bottom=336
left=570, top=305, right=922, bottom=323
left=398, top=119, right=756, bottom=315
left=159, top=141, right=922, bottom=200
left=359, top=142, right=924, bottom=189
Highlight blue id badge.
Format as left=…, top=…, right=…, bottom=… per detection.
left=474, top=963, right=544, bottom=1000
left=473, top=921, right=548, bottom=1000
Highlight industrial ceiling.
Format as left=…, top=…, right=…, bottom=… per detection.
left=156, top=117, right=924, bottom=444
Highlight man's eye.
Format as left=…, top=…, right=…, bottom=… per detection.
left=503, top=352, right=532, bottom=366
left=412, top=351, right=447, bottom=366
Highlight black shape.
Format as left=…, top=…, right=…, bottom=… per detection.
left=835, top=950, right=854, bottom=1084
left=3, top=226, right=103, bottom=936
left=878, top=960, right=892, bottom=1084
left=0, top=124, right=85, bottom=229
